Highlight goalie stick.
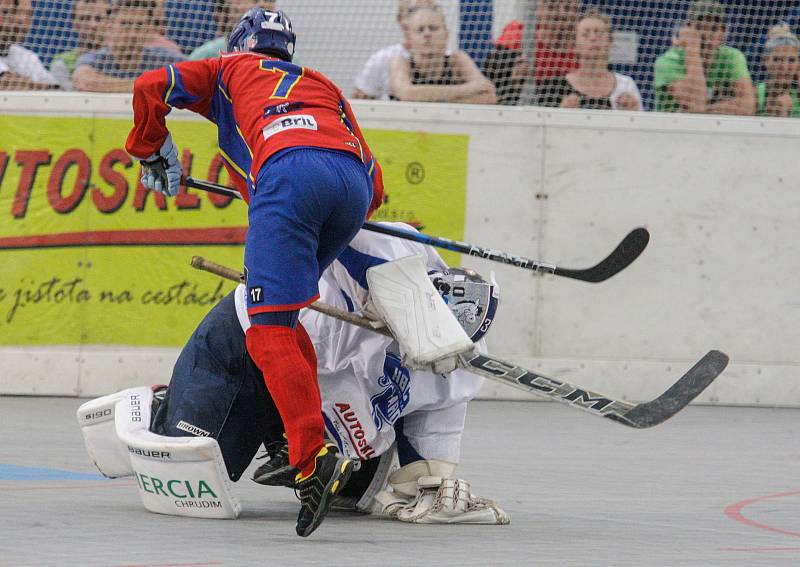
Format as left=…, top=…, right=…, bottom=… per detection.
left=190, top=256, right=729, bottom=429
left=183, top=176, right=649, bottom=283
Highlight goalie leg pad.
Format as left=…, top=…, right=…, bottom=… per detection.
left=79, top=387, right=241, bottom=519
left=366, top=255, right=473, bottom=370
left=77, top=389, right=136, bottom=478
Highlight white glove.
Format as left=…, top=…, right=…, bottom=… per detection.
left=396, top=476, right=510, bottom=525
left=140, top=133, right=181, bottom=196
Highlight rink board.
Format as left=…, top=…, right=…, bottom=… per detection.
left=0, top=94, right=798, bottom=406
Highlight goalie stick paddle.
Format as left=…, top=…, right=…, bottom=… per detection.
left=458, top=350, right=729, bottom=429
left=183, top=176, right=649, bottom=283
left=190, top=256, right=728, bottom=429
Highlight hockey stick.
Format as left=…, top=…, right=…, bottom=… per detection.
left=190, top=255, right=728, bottom=429
left=183, top=176, right=649, bottom=283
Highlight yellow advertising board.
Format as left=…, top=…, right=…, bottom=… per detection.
left=0, top=114, right=468, bottom=346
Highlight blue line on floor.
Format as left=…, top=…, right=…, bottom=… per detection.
left=0, top=464, right=104, bottom=481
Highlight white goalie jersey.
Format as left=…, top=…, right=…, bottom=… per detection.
left=234, top=222, right=485, bottom=464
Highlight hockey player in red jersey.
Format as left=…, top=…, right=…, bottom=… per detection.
left=125, top=7, right=384, bottom=537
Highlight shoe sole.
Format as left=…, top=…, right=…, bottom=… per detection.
left=252, top=465, right=297, bottom=487
left=297, top=457, right=354, bottom=538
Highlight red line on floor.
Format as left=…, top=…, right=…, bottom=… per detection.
left=724, top=490, right=800, bottom=539
left=113, top=562, right=221, bottom=567
left=719, top=547, right=800, bottom=553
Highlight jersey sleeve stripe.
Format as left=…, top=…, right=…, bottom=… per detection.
left=163, top=65, right=201, bottom=108
left=163, top=65, right=176, bottom=105
left=219, top=148, right=249, bottom=181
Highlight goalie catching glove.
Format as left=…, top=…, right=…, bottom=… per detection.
left=140, top=132, right=182, bottom=196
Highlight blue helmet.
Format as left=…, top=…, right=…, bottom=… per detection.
left=227, top=8, right=296, bottom=61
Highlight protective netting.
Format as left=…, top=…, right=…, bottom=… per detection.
left=1, top=1, right=799, bottom=116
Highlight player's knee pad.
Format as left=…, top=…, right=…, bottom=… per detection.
left=78, top=387, right=241, bottom=519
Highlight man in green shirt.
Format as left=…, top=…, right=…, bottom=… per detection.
left=189, top=0, right=276, bottom=60
left=654, top=0, right=755, bottom=115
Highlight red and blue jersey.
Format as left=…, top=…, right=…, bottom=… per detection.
left=125, top=52, right=383, bottom=214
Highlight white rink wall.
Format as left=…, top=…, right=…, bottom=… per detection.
left=1, top=93, right=799, bottom=406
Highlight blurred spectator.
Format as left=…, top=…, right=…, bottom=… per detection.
left=532, top=11, right=642, bottom=110
left=148, top=0, right=183, bottom=53
left=353, top=0, right=438, bottom=100
left=190, top=0, right=276, bottom=60
left=0, top=0, right=58, bottom=90
left=482, top=0, right=579, bottom=106
left=49, top=0, right=109, bottom=91
left=73, top=0, right=186, bottom=93
left=388, top=6, right=495, bottom=104
left=756, top=23, right=800, bottom=117
left=654, top=0, right=755, bottom=115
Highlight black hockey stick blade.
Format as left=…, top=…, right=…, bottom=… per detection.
left=553, top=227, right=650, bottom=283
left=612, top=350, right=730, bottom=428
left=459, top=350, right=728, bottom=429
left=184, top=177, right=648, bottom=284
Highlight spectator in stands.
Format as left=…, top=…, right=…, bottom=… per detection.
left=532, top=11, right=642, bottom=111
left=50, top=0, right=109, bottom=91
left=148, top=0, right=183, bottom=53
left=388, top=5, right=495, bottom=104
left=190, top=0, right=276, bottom=60
left=0, top=0, right=59, bottom=89
left=353, top=0, right=438, bottom=100
left=73, top=0, right=186, bottom=93
left=654, top=0, right=755, bottom=115
left=482, top=0, right=579, bottom=106
left=757, top=23, right=800, bottom=117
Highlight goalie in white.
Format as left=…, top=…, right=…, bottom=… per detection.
left=78, top=222, right=508, bottom=526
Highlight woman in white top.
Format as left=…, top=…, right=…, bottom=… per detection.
left=388, top=6, right=495, bottom=104
left=533, top=10, right=642, bottom=111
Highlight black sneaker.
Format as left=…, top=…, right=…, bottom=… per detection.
left=252, top=439, right=297, bottom=488
left=294, top=443, right=354, bottom=537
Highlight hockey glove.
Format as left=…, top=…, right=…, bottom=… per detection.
left=140, top=133, right=181, bottom=196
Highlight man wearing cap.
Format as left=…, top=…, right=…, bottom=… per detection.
left=654, top=0, right=755, bottom=115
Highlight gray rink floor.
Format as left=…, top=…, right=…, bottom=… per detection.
left=1, top=398, right=799, bottom=567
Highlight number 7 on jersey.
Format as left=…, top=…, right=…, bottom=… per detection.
left=259, top=60, right=303, bottom=99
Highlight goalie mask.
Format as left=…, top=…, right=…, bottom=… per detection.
left=429, top=268, right=499, bottom=342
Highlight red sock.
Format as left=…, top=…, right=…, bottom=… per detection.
left=295, top=322, right=317, bottom=372
left=246, top=324, right=324, bottom=476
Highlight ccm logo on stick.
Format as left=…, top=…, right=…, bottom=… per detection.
left=262, top=115, right=318, bottom=140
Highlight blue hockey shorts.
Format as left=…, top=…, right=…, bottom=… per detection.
left=244, top=148, right=372, bottom=318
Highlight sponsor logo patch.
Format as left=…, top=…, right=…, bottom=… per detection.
left=333, top=403, right=376, bottom=460
left=176, top=420, right=211, bottom=437
left=370, top=352, right=411, bottom=429
left=128, top=446, right=171, bottom=459
left=262, top=114, right=318, bottom=140
left=263, top=101, right=305, bottom=118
